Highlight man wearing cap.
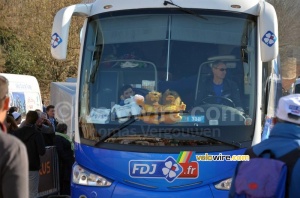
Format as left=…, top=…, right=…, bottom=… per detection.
left=229, top=94, right=300, bottom=197
left=0, top=75, right=29, bottom=198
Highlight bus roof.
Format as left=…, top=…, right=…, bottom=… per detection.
left=89, top=0, right=260, bottom=16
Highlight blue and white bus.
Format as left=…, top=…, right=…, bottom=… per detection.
left=51, top=0, right=281, bottom=197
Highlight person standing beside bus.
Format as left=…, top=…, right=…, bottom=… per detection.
left=55, top=123, right=74, bottom=195
left=229, top=94, right=300, bottom=197
left=14, top=111, right=46, bottom=198
left=46, top=105, right=58, bottom=131
left=0, top=75, right=29, bottom=198
left=36, top=111, right=55, bottom=146
left=5, top=114, right=19, bottom=134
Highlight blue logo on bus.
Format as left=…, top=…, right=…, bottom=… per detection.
left=51, top=33, right=63, bottom=48
left=129, top=157, right=183, bottom=182
left=262, top=31, right=277, bottom=47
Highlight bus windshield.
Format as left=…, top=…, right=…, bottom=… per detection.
left=79, top=9, right=257, bottom=151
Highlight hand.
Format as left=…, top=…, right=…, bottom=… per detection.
left=43, top=119, right=51, bottom=126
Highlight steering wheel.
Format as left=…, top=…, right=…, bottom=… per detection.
left=201, top=96, right=235, bottom=108
left=195, top=104, right=246, bottom=125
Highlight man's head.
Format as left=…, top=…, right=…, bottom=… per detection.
left=36, top=111, right=47, bottom=126
left=276, top=94, right=300, bottom=125
left=8, top=106, right=18, bottom=115
left=46, top=105, right=55, bottom=118
left=0, top=75, right=9, bottom=123
left=120, top=84, right=135, bottom=100
left=56, top=123, right=68, bottom=134
left=25, top=111, right=39, bottom=125
left=212, top=61, right=227, bottom=81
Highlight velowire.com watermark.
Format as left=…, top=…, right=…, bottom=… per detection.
left=196, top=153, right=250, bottom=161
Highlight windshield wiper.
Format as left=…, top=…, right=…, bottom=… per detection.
left=163, top=0, right=208, bottom=20
left=197, top=133, right=241, bottom=149
left=151, top=129, right=241, bottom=149
left=95, top=111, right=189, bottom=145
left=95, top=115, right=138, bottom=146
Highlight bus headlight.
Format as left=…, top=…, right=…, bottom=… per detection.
left=72, top=164, right=112, bottom=187
left=214, top=178, right=232, bottom=190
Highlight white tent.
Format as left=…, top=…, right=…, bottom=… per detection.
left=50, top=82, right=76, bottom=138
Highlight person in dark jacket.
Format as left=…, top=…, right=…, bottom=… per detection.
left=55, top=123, right=74, bottom=195
left=14, top=110, right=46, bottom=198
left=229, top=94, right=300, bottom=197
left=19, top=111, right=55, bottom=146
left=5, top=114, right=18, bottom=134
left=196, top=61, right=243, bottom=109
left=36, top=111, right=55, bottom=146
left=0, top=75, right=29, bottom=198
left=46, top=105, right=58, bottom=131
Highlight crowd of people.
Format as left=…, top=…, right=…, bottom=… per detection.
left=0, top=75, right=74, bottom=198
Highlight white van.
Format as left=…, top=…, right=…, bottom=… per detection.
left=0, top=73, right=43, bottom=119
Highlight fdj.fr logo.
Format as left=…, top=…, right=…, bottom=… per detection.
left=129, top=153, right=198, bottom=182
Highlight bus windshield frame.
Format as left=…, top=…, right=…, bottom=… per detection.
left=78, top=9, right=257, bottom=152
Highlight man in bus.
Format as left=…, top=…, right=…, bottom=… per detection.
left=119, top=84, right=135, bottom=106
left=196, top=61, right=243, bottom=110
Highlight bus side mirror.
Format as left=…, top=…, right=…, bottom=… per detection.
left=259, top=1, right=278, bottom=62
left=51, top=4, right=91, bottom=60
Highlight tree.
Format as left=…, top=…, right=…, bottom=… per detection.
left=267, top=0, right=300, bottom=60
left=0, top=0, right=84, bottom=101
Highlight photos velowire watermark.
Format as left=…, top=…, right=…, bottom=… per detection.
left=196, top=153, right=250, bottom=161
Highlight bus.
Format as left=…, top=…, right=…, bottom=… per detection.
left=51, top=0, right=281, bottom=197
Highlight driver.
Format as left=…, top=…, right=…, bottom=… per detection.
left=196, top=61, right=243, bottom=109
